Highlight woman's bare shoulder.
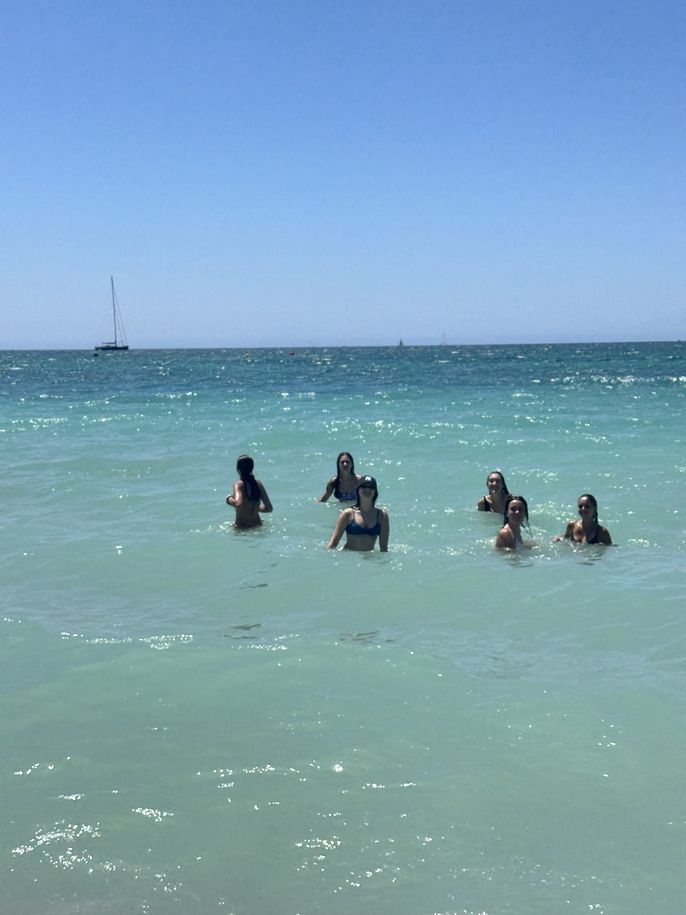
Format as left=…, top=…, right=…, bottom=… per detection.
left=597, top=525, right=613, bottom=545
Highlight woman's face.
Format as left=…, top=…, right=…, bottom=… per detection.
left=487, top=473, right=504, bottom=494
left=358, top=482, right=375, bottom=503
left=578, top=496, right=596, bottom=519
left=507, top=499, right=525, bottom=526
left=338, top=454, right=353, bottom=473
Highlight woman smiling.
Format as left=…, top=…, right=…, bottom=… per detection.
left=478, top=470, right=510, bottom=514
left=558, top=494, right=612, bottom=545
left=495, top=494, right=531, bottom=550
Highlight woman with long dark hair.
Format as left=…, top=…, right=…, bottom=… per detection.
left=495, top=494, right=531, bottom=549
left=478, top=470, right=510, bottom=514
left=226, top=455, right=273, bottom=529
left=319, top=452, right=361, bottom=502
left=557, top=494, right=612, bottom=545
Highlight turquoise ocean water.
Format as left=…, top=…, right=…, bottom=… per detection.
left=2, top=344, right=685, bottom=914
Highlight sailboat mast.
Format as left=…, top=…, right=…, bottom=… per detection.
left=110, top=276, right=117, bottom=346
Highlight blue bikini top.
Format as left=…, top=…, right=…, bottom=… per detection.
left=334, top=487, right=357, bottom=501
left=345, top=509, right=381, bottom=536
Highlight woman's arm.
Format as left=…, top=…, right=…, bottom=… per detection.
left=258, top=480, right=273, bottom=514
left=477, top=497, right=487, bottom=511
left=327, top=509, right=352, bottom=549
left=226, top=481, right=242, bottom=507
left=319, top=479, right=335, bottom=502
left=378, top=510, right=389, bottom=552
left=495, top=526, right=514, bottom=549
left=597, top=526, right=612, bottom=545
left=554, top=521, right=575, bottom=542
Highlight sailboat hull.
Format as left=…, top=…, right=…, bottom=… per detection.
left=95, top=343, right=129, bottom=351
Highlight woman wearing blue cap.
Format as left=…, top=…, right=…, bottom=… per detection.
left=327, top=476, right=389, bottom=552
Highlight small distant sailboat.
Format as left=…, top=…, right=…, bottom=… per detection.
left=398, top=338, right=405, bottom=347
left=95, top=276, right=129, bottom=351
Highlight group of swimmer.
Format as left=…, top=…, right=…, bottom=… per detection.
left=478, top=470, right=612, bottom=548
left=226, top=454, right=612, bottom=550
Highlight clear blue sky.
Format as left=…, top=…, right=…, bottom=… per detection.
left=2, top=0, right=684, bottom=348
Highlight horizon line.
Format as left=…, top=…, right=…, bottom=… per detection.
left=1, top=339, right=683, bottom=353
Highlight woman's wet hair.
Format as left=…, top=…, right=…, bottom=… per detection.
left=504, top=493, right=530, bottom=530
left=334, top=452, right=355, bottom=490
left=486, top=470, right=509, bottom=494
left=236, top=454, right=260, bottom=502
left=578, top=493, right=599, bottom=522
left=336, top=452, right=355, bottom=472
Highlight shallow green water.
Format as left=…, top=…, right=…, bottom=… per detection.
left=2, top=344, right=685, bottom=913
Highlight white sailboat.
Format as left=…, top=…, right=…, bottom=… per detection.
left=95, top=276, right=129, bottom=351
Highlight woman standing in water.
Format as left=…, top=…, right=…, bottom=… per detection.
left=319, top=452, right=361, bottom=502
left=557, top=494, right=612, bottom=545
left=226, top=455, right=273, bottom=529
left=327, top=476, right=389, bottom=551
left=495, top=494, right=530, bottom=549
left=478, top=470, right=510, bottom=514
